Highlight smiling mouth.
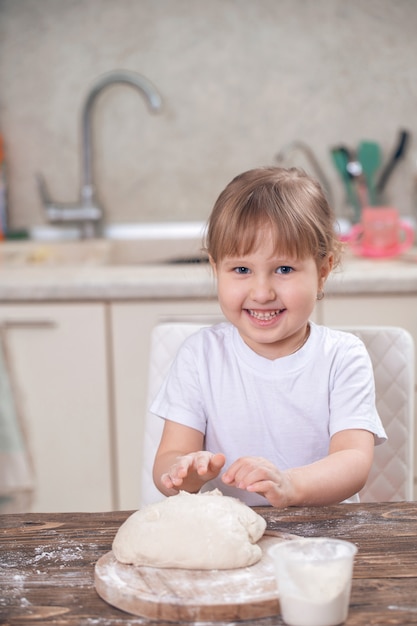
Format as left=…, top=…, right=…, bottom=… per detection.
left=247, top=309, right=284, bottom=321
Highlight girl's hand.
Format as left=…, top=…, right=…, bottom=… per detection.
left=161, top=451, right=226, bottom=492
left=222, top=429, right=375, bottom=507
left=222, top=456, right=294, bottom=507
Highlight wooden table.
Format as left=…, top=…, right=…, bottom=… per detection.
left=1, top=502, right=417, bottom=625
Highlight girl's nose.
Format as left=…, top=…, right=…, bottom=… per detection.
left=250, top=278, right=276, bottom=303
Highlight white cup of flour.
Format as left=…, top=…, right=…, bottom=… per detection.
left=270, top=538, right=357, bottom=626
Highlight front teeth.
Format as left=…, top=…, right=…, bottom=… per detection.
left=249, top=309, right=281, bottom=320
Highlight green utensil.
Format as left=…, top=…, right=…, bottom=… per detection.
left=357, top=141, right=381, bottom=206
left=330, top=147, right=361, bottom=223
left=376, top=129, right=410, bottom=197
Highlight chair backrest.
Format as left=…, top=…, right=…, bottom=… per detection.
left=140, top=321, right=215, bottom=506
left=342, top=326, right=414, bottom=502
left=141, top=323, right=414, bottom=506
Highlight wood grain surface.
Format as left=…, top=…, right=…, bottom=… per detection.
left=2, top=503, right=417, bottom=625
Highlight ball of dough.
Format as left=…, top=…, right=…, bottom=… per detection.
left=112, top=489, right=266, bottom=569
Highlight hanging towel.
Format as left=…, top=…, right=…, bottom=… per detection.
left=0, top=326, right=34, bottom=512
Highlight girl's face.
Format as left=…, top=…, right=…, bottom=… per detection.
left=210, top=228, right=333, bottom=360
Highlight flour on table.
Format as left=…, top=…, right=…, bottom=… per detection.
left=112, top=489, right=266, bottom=569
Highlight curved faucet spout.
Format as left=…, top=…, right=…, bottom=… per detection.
left=81, top=70, right=163, bottom=206
left=38, top=70, right=163, bottom=238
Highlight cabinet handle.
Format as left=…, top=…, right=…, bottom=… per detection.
left=0, top=320, right=56, bottom=331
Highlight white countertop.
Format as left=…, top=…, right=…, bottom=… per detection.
left=1, top=248, right=417, bottom=302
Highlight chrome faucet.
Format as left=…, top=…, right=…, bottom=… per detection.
left=38, top=70, right=163, bottom=238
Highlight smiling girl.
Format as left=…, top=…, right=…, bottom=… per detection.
left=152, top=167, right=386, bottom=507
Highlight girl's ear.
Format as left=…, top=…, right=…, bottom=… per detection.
left=209, top=255, right=217, bottom=276
left=318, top=253, right=334, bottom=289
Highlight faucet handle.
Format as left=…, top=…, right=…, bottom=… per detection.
left=36, top=171, right=102, bottom=234
left=36, top=172, right=52, bottom=205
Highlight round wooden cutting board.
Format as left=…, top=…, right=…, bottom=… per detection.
left=94, top=535, right=284, bottom=622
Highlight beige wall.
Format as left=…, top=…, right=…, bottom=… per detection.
left=0, top=0, right=416, bottom=230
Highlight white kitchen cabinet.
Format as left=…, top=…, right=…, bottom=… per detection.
left=321, top=294, right=417, bottom=498
left=0, top=303, right=113, bottom=512
left=321, top=294, right=417, bottom=336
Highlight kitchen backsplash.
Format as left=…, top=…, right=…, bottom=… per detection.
left=0, top=0, right=416, bottom=230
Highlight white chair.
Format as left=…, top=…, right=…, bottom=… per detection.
left=140, top=321, right=216, bottom=506
left=140, top=323, right=414, bottom=506
left=344, top=326, right=414, bottom=502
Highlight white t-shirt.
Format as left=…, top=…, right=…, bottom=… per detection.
left=150, top=321, right=387, bottom=506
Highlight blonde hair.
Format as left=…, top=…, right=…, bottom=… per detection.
left=204, top=167, right=342, bottom=269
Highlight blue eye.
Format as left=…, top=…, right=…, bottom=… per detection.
left=234, top=266, right=250, bottom=274
left=277, top=266, right=293, bottom=274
